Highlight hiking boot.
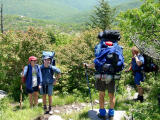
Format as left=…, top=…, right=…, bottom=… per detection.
left=43, top=105, right=48, bottom=114
left=108, top=109, right=114, bottom=120
left=49, top=106, right=53, bottom=115
left=43, top=105, right=47, bottom=110
left=135, top=95, right=144, bottom=103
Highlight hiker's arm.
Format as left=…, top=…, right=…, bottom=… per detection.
left=125, top=65, right=132, bottom=72
left=134, top=55, right=143, bottom=66
left=38, top=65, right=42, bottom=87
left=52, top=66, right=61, bottom=85
left=53, top=73, right=61, bottom=85
left=22, top=66, right=28, bottom=77
left=83, top=63, right=95, bottom=69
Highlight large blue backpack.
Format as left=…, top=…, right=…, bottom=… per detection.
left=94, top=30, right=124, bottom=74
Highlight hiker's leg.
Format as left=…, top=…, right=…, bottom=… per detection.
left=28, top=93, right=33, bottom=107
left=99, top=91, right=105, bottom=109
left=48, top=95, right=52, bottom=106
left=33, top=91, right=38, bottom=106
left=99, top=91, right=106, bottom=117
left=43, top=94, right=47, bottom=106
left=137, top=85, right=143, bottom=96
left=95, top=79, right=107, bottom=117
left=107, top=80, right=115, bottom=118
left=108, top=92, right=115, bottom=109
left=48, top=84, right=53, bottom=107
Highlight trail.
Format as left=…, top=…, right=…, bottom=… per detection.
left=34, top=102, right=90, bottom=120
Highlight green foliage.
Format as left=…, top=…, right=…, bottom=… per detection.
left=3, top=0, right=142, bottom=24
left=117, top=0, right=160, bottom=51
left=89, top=0, right=115, bottom=30
left=4, top=15, right=89, bottom=32
left=0, top=28, right=48, bottom=100
left=117, top=0, right=160, bottom=119
left=54, top=29, right=99, bottom=97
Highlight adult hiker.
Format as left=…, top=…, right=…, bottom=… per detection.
left=40, top=51, right=61, bottom=115
left=126, top=46, right=144, bottom=102
left=84, top=30, right=124, bottom=120
left=21, top=56, right=42, bottom=107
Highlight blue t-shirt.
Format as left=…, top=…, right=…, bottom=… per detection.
left=41, top=65, right=61, bottom=84
left=131, top=54, right=144, bottom=72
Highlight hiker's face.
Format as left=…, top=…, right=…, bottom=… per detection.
left=44, top=58, right=51, bottom=67
left=132, top=50, right=138, bottom=56
left=30, top=60, right=37, bottom=67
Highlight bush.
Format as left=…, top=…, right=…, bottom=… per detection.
left=0, top=28, right=48, bottom=101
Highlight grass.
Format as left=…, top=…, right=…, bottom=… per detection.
left=0, top=92, right=99, bottom=120
left=0, top=98, right=43, bottom=120
left=52, top=95, right=77, bottom=106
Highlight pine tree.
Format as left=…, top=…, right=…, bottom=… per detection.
left=89, top=0, right=115, bottom=30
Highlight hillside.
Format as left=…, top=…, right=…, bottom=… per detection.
left=3, top=0, right=142, bottom=23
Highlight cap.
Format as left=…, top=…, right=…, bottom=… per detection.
left=43, top=56, right=51, bottom=60
left=29, top=56, right=37, bottom=62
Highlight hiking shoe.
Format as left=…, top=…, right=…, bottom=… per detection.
left=43, top=105, right=47, bottom=110
left=49, top=106, right=53, bottom=115
left=98, top=113, right=106, bottom=120
left=135, top=95, right=144, bottom=103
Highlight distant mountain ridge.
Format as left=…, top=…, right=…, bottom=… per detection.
left=3, top=0, right=142, bottom=23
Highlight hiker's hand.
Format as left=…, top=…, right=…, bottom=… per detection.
left=83, top=63, right=88, bottom=67
left=53, top=80, right=56, bottom=85
left=39, top=85, right=42, bottom=89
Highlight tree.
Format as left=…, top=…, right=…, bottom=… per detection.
left=117, top=0, right=160, bottom=60
left=89, top=0, right=115, bottom=30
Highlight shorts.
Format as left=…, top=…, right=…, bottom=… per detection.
left=95, top=79, right=115, bottom=93
left=134, top=72, right=144, bottom=85
left=40, top=84, right=53, bottom=96
left=26, top=86, right=39, bottom=94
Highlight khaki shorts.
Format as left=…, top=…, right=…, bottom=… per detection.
left=95, top=79, right=115, bottom=93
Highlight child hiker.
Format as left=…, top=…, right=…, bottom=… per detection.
left=126, top=46, right=145, bottom=102
left=22, top=56, right=42, bottom=107
left=40, top=56, right=61, bottom=114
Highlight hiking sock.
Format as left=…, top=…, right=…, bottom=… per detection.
left=99, top=108, right=106, bottom=117
left=108, top=109, right=114, bottom=118
left=43, top=105, right=47, bottom=110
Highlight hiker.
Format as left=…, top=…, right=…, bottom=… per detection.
left=126, top=46, right=144, bottom=102
left=84, top=30, right=124, bottom=120
left=22, top=56, right=42, bottom=107
left=40, top=55, right=61, bottom=115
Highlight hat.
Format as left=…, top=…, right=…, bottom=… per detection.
left=43, top=56, right=51, bottom=60
left=29, top=56, right=37, bottom=62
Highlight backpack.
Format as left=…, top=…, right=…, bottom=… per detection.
left=143, top=54, right=159, bottom=73
left=94, top=30, right=124, bottom=74
left=42, top=51, right=55, bottom=66
left=94, top=43, right=124, bottom=74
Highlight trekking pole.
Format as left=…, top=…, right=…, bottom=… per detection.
left=85, top=65, right=93, bottom=110
left=20, top=79, right=23, bottom=109
left=115, top=77, right=119, bottom=97
left=20, top=66, right=24, bottom=109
